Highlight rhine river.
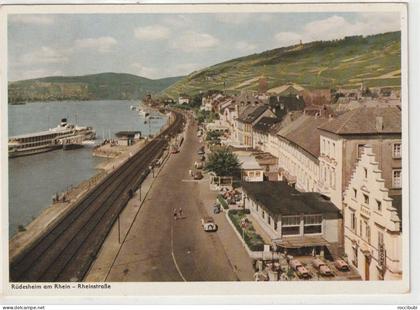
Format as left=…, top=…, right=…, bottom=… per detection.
left=8, top=100, right=167, bottom=237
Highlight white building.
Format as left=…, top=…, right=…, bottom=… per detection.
left=178, top=96, right=190, bottom=105
left=237, top=155, right=264, bottom=182
left=242, top=181, right=342, bottom=256
left=268, top=114, right=326, bottom=192
left=343, top=145, right=402, bottom=280
left=317, top=106, right=402, bottom=211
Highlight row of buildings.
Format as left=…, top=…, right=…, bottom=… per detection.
left=201, top=87, right=403, bottom=281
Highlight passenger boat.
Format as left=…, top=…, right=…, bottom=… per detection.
left=8, top=118, right=96, bottom=158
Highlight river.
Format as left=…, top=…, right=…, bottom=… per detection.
left=8, top=100, right=167, bottom=237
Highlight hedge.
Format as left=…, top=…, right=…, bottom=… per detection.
left=217, top=194, right=229, bottom=210
left=228, top=209, right=264, bottom=251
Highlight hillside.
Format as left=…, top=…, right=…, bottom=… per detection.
left=8, top=73, right=182, bottom=103
left=163, top=31, right=401, bottom=97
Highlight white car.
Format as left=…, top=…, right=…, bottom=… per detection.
left=201, top=216, right=218, bottom=232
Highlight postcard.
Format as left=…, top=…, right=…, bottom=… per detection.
left=0, top=1, right=410, bottom=300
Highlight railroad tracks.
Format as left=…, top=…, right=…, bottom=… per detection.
left=10, top=110, right=185, bottom=282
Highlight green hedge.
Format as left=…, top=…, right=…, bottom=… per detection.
left=217, top=195, right=229, bottom=210
left=228, top=210, right=264, bottom=251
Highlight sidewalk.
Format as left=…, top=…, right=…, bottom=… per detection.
left=85, top=149, right=170, bottom=282
left=197, top=177, right=255, bottom=281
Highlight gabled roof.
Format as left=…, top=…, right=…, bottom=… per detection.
left=253, top=117, right=278, bottom=133
left=242, top=181, right=341, bottom=221
left=318, top=106, right=401, bottom=135
left=237, top=104, right=269, bottom=124
left=276, top=115, right=328, bottom=158
left=269, top=94, right=305, bottom=107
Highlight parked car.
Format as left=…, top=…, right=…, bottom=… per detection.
left=197, top=149, right=205, bottom=155
left=193, top=171, right=203, bottom=180
left=213, top=204, right=221, bottom=214
left=194, top=161, right=204, bottom=169
left=312, top=258, right=334, bottom=276
left=334, top=259, right=350, bottom=271
left=201, top=216, right=217, bottom=232
left=289, top=259, right=310, bottom=279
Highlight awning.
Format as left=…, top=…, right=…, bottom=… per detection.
left=272, top=236, right=331, bottom=249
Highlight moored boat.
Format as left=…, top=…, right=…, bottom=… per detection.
left=8, top=118, right=96, bottom=158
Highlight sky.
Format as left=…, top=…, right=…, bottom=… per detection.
left=8, top=12, right=401, bottom=81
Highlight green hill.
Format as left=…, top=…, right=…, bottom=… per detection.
left=163, top=31, right=401, bottom=97
left=8, top=72, right=182, bottom=103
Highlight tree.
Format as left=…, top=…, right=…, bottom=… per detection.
left=205, top=147, right=241, bottom=177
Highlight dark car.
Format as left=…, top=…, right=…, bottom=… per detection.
left=193, top=171, right=203, bottom=180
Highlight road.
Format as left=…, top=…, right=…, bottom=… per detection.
left=105, top=116, right=241, bottom=281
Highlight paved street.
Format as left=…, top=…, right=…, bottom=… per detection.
left=103, top=116, right=254, bottom=281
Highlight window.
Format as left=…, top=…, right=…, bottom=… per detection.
left=364, top=168, right=368, bottom=179
left=304, top=215, right=322, bottom=234
left=351, top=212, right=357, bottom=231
left=365, top=221, right=371, bottom=243
left=353, top=246, right=358, bottom=267
left=376, top=200, right=382, bottom=211
left=392, top=169, right=402, bottom=188
left=353, top=188, right=357, bottom=199
left=393, top=143, right=401, bottom=158
left=378, top=231, right=384, bottom=248
left=282, top=215, right=301, bottom=236
left=268, top=216, right=271, bottom=225
left=262, top=210, right=265, bottom=219
left=255, top=171, right=261, bottom=177
left=249, top=171, right=255, bottom=177
left=363, top=194, right=369, bottom=205
left=357, top=144, right=366, bottom=158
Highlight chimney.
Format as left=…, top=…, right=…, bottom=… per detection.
left=376, top=116, right=384, bottom=132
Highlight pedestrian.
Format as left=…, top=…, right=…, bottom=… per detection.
left=189, top=169, right=192, bottom=176
left=179, top=208, right=183, bottom=218
left=173, top=208, right=177, bottom=220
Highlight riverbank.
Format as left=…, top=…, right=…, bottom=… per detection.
left=9, top=108, right=172, bottom=263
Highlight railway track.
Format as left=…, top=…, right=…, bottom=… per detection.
left=10, top=110, right=185, bottom=282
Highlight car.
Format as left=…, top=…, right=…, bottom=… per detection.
left=201, top=216, right=218, bottom=232
left=193, top=171, right=203, bottom=180
left=194, top=161, right=204, bottom=169
left=334, top=259, right=350, bottom=271
left=197, top=149, right=205, bottom=155
left=289, top=259, right=310, bottom=279
left=312, top=258, right=334, bottom=276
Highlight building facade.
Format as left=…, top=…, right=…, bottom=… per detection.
left=318, top=106, right=402, bottom=210
left=343, top=145, right=402, bottom=280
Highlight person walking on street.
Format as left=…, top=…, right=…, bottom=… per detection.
left=189, top=169, right=192, bottom=177
left=179, top=208, right=183, bottom=218
left=173, top=208, right=177, bottom=220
